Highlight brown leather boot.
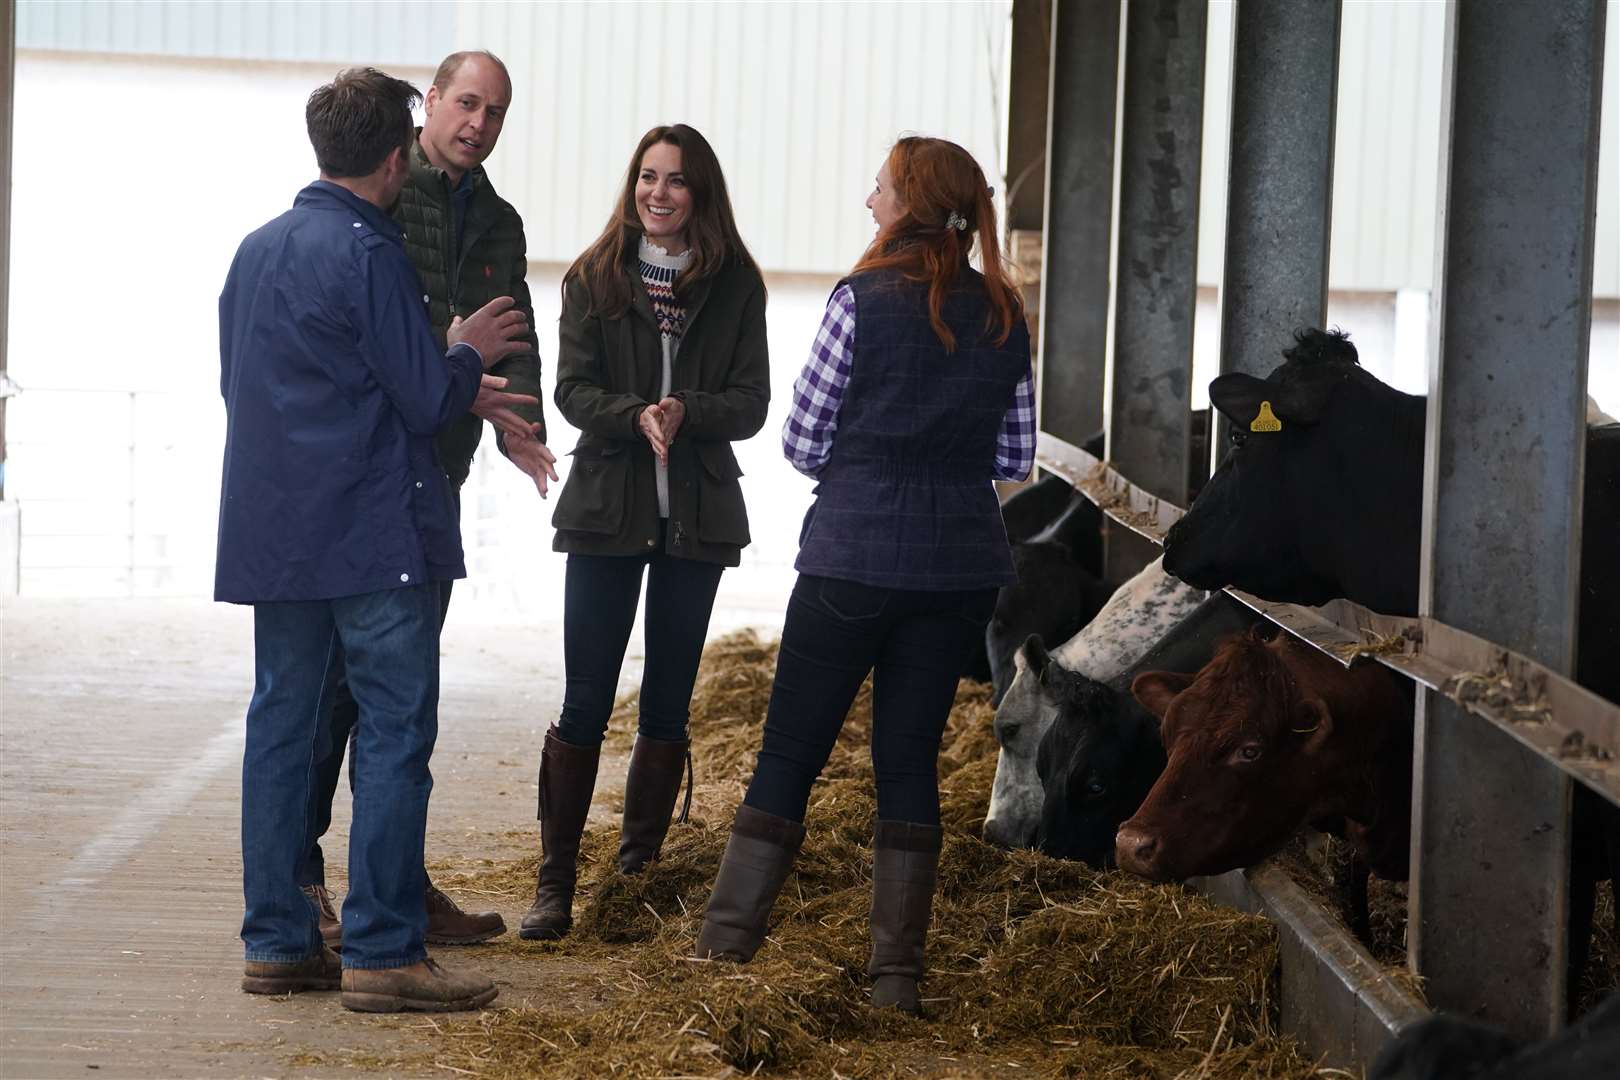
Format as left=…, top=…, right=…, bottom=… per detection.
left=693, top=805, right=806, bottom=962
left=242, top=945, right=341, bottom=995
left=519, top=726, right=600, bottom=941
left=867, top=820, right=943, bottom=1016
left=617, top=734, right=692, bottom=874
left=302, top=884, right=342, bottom=950
left=425, top=876, right=507, bottom=945
left=340, top=956, right=498, bottom=1013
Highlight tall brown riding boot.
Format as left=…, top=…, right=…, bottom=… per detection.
left=868, top=820, right=943, bottom=1016
left=692, top=805, right=806, bottom=962
left=519, top=726, right=600, bottom=941
left=618, top=734, right=693, bottom=874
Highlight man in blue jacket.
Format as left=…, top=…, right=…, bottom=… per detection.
left=217, top=67, right=534, bottom=1013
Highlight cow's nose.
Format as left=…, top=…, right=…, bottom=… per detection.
left=1115, top=824, right=1159, bottom=876
left=983, top=816, right=1027, bottom=849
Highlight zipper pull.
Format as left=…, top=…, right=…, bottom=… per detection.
left=673, top=522, right=686, bottom=547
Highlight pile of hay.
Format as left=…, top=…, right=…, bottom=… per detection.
left=429, top=632, right=1332, bottom=1079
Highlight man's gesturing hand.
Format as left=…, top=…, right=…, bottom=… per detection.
left=505, top=436, right=559, bottom=498
left=449, top=296, right=529, bottom=368
left=472, top=374, right=541, bottom=442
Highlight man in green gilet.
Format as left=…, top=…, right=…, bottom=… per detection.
left=298, top=50, right=556, bottom=948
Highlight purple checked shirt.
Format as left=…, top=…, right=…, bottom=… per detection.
left=782, top=284, right=1036, bottom=480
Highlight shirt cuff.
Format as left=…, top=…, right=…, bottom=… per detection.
left=448, top=341, right=483, bottom=368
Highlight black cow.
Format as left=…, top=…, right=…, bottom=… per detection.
left=987, top=497, right=1111, bottom=704
left=1032, top=594, right=1258, bottom=865
left=1161, top=327, right=1620, bottom=1013
left=1369, top=991, right=1620, bottom=1080
left=961, top=471, right=1106, bottom=686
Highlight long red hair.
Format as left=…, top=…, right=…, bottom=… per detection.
left=849, top=136, right=1023, bottom=353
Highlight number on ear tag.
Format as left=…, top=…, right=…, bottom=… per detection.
left=1250, top=401, right=1282, bottom=433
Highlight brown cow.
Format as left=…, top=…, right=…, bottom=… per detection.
left=1114, top=628, right=1412, bottom=883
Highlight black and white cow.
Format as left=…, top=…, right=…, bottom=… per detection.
left=984, top=557, right=1206, bottom=848
left=1032, top=594, right=1258, bottom=864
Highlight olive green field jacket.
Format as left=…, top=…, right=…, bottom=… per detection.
left=551, top=256, right=769, bottom=566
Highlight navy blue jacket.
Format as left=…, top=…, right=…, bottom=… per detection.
left=794, top=268, right=1028, bottom=590
left=215, top=181, right=482, bottom=604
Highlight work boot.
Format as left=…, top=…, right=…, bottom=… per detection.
left=868, top=820, right=943, bottom=1016
left=519, top=726, right=600, bottom=941
left=241, top=945, right=341, bottom=995
left=340, top=957, right=498, bottom=1013
left=302, top=884, right=342, bottom=951
left=693, top=805, right=807, bottom=962
left=617, top=734, right=692, bottom=874
left=425, top=877, right=507, bottom=945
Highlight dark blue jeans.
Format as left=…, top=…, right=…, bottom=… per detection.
left=298, top=581, right=453, bottom=889
left=557, top=533, right=725, bottom=746
left=241, top=584, right=441, bottom=970
left=743, top=575, right=997, bottom=826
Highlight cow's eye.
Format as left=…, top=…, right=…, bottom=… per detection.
left=1229, top=428, right=1249, bottom=449
left=999, top=723, right=1020, bottom=745
left=1235, top=743, right=1262, bottom=763
left=1085, top=779, right=1107, bottom=797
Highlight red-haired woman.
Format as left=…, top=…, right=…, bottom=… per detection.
left=520, top=125, right=768, bottom=942
left=695, top=137, right=1034, bottom=1013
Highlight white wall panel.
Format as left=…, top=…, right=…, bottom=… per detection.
left=457, top=0, right=1012, bottom=274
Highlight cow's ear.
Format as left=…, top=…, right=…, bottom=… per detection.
left=1210, top=371, right=1335, bottom=431
left=1208, top=373, right=1272, bottom=429
left=1131, top=670, right=1195, bottom=718
left=1292, top=697, right=1334, bottom=752
left=1018, top=634, right=1052, bottom=681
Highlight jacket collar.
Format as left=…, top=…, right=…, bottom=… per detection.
left=408, top=131, right=488, bottom=199
left=299, top=180, right=402, bottom=240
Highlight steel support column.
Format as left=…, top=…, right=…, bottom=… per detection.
left=1006, top=0, right=1052, bottom=233
left=1215, top=0, right=1340, bottom=456
left=1, top=0, right=14, bottom=501
left=1036, top=0, right=1121, bottom=449
left=1413, top=0, right=1606, bottom=1037
left=1104, top=0, right=1205, bottom=583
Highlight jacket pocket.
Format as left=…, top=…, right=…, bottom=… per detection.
left=695, top=441, right=751, bottom=547
left=551, top=443, right=629, bottom=536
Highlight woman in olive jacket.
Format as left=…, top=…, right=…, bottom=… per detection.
left=520, top=124, right=768, bottom=942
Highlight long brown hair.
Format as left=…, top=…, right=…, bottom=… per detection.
left=563, top=124, right=759, bottom=317
left=850, top=136, right=1023, bottom=353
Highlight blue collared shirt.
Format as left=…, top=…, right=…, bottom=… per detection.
left=215, top=180, right=483, bottom=603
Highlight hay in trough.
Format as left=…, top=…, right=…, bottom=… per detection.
left=426, top=632, right=1332, bottom=1078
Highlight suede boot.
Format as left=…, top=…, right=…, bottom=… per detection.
left=340, top=957, right=497, bottom=1013
left=425, top=876, right=507, bottom=945
left=242, top=945, right=342, bottom=995
left=519, top=726, right=600, bottom=941
left=618, top=734, right=693, bottom=874
left=868, top=820, right=943, bottom=1016
left=302, top=884, right=342, bottom=950
left=693, top=805, right=807, bottom=962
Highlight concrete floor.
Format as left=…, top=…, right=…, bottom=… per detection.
left=0, top=596, right=656, bottom=1079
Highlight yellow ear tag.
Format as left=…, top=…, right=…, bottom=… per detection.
left=1250, top=401, right=1282, bottom=433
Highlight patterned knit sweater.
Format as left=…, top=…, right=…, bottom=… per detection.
left=639, top=235, right=692, bottom=518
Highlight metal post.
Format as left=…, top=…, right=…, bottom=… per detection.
left=1006, top=0, right=1052, bottom=233
left=1036, top=0, right=1121, bottom=449
left=1215, top=0, right=1340, bottom=458
left=1, top=0, right=14, bottom=502
left=1413, top=0, right=1606, bottom=1038
left=1105, top=0, right=1205, bottom=583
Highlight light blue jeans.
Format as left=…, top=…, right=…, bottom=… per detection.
left=240, top=583, right=441, bottom=970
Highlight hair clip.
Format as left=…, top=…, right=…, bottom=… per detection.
left=946, top=211, right=968, bottom=232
